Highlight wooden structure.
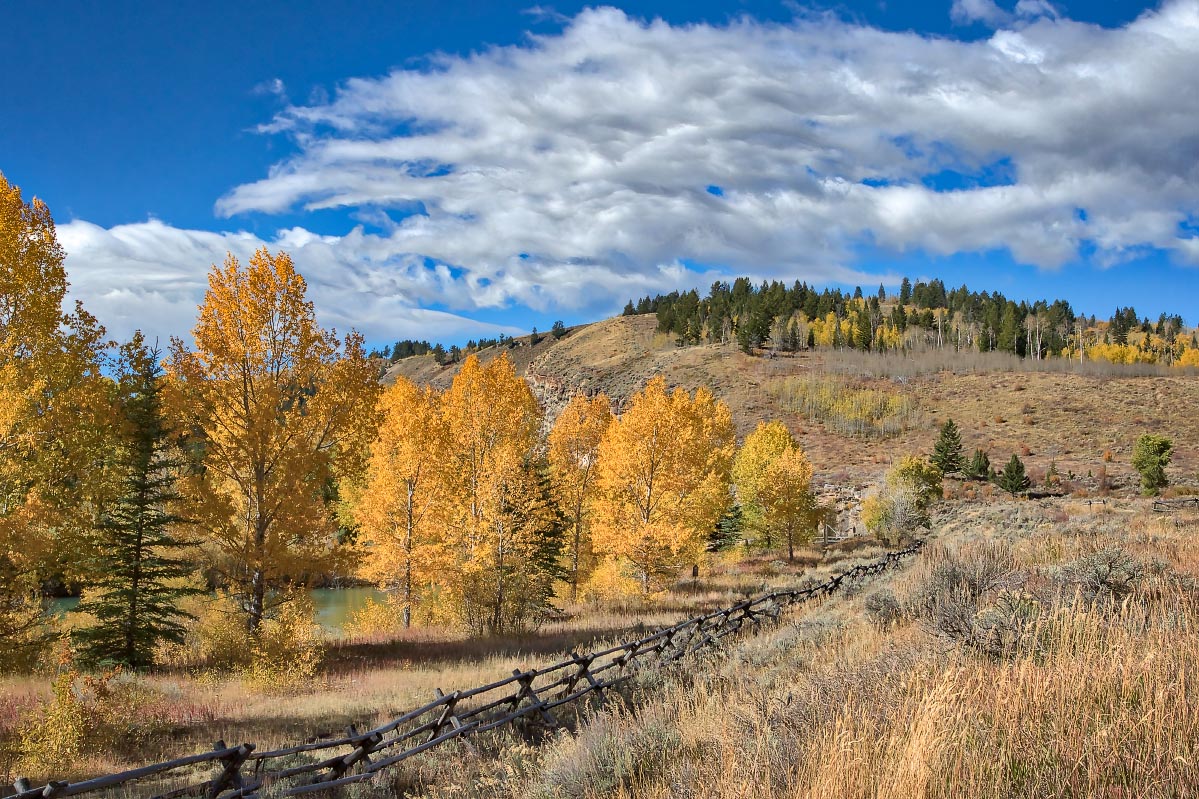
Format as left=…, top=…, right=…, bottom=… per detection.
left=5, top=543, right=923, bottom=799
left=1152, top=497, right=1199, bottom=512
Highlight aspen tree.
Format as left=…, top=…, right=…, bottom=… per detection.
left=591, top=377, right=734, bottom=594
left=0, top=174, right=109, bottom=668
left=351, top=377, right=446, bottom=627
left=547, top=393, right=612, bottom=600
left=168, top=249, right=379, bottom=636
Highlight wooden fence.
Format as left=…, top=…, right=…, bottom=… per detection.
left=1152, top=497, right=1199, bottom=512
left=7, top=542, right=923, bottom=799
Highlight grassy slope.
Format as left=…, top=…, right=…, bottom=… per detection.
left=388, top=313, right=1199, bottom=491
left=407, top=500, right=1199, bottom=799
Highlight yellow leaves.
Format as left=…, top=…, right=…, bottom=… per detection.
left=549, top=393, right=613, bottom=597
left=590, top=376, right=734, bottom=593
left=757, top=444, right=818, bottom=559
left=733, top=420, right=795, bottom=508
left=1, top=174, right=112, bottom=658
left=168, top=247, right=380, bottom=632
left=352, top=378, right=447, bottom=600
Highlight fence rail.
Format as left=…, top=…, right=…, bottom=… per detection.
left=1152, top=497, right=1199, bottom=512
left=7, top=542, right=923, bottom=799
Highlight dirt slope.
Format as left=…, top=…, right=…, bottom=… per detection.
left=382, top=314, right=1199, bottom=491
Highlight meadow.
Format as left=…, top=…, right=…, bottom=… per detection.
left=402, top=498, right=1199, bottom=799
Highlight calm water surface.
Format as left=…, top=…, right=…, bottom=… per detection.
left=49, top=587, right=386, bottom=633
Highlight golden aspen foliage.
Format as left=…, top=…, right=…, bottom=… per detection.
left=590, top=376, right=734, bottom=595
left=731, top=420, right=795, bottom=549
left=351, top=377, right=448, bottom=628
left=756, top=445, right=818, bottom=561
left=438, top=354, right=563, bottom=633
left=0, top=173, right=111, bottom=670
left=167, top=248, right=380, bottom=636
left=547, top=393, right=612, bottom=600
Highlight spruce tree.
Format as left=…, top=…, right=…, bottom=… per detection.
left=996, top=454, right=1031, bottom=495
left=931, top=419, right=965, bottom=475
left=708, top=504, right=744, bottom=552
left=1132, top=434, right=1172, bottom=496
left=73, top=335, right=199, bottom=670
left=965, top=448, right=991, bottom=481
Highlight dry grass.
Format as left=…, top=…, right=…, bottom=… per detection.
left=0, top=551, right=836, bottom=787
left=401, top=500, right=1199, bottom=799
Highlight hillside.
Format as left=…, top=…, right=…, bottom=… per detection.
left=384, top=314, right=1199, bottom=493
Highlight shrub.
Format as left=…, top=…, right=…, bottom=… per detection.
left=1061, top=547, right=1143, bottom=601
left=528, top=712, right=681, bottom=799
left=17, top=669, right=169, bottom=778
left=864, top=589, right=903, bottom=630
left=1132, top=434, right=1173, bottom=496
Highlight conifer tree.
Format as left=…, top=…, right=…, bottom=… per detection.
left=965, top=448, right=991, bottom=481
left=73, top=335, right=199, bottom=670
left=1132, top=434, right=1172, bottom=496
left=996, top=454, right=1031, bottom=495
left=931, top=419, right=965, bottom=475
left=708, top=504, right=744, bottom=552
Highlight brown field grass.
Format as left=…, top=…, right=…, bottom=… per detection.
left=0, top=551, right=840, bottom=787
left=393, top=498, right=1199, bottom=799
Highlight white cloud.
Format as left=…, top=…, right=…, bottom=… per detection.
left=951, top=0, right=1012, bottom=26
left=57, top=219, right=527, bottom=345
left=58, top=2, right=1199, bottom=342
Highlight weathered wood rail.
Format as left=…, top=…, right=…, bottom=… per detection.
left=1152, top=497, right=1199, bottom=512
left=7, top=542, right=923, bottom=799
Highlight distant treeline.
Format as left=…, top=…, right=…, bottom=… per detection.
left=623, top=277, right=1196, bottom=366
left=369, top=321, right=568, bottom=366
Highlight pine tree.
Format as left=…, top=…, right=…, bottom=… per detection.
left=996, top=454, right=1031, bottom=495
left=551, top=320, right=567, bottom=339
left=965, top=448, right=991, bottom=481
left=708, top=504, right=744, bottom=552
left=931, top=419, right=965, bottom=475
left=73, top=336, right=199, bottom=670
left=1132, top=434, right=1172, bottom=496
left=529, top=327, right=542, bottom=346
left=899, top=277, right=912, bottom=305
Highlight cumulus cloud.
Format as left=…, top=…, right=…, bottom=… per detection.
left=57, top=220, right=526, bottom=345
left=60, top=1, right=1199, bottom=342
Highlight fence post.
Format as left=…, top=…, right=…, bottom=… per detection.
left=207, top=741, right=253, bottom=799
left=511, top=669, right=559, bottom=728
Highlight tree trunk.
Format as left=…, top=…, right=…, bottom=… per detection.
left=404, top=484, right=414, bottom=628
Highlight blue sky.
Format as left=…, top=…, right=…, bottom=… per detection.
left=2, top=0, right=1196, bottom=347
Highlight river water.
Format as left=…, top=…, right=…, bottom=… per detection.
left=48, top=587, right=387, bottom=634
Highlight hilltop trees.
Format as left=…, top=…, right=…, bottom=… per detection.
left=168, top=249, right=380, bottom=636
left=548, top=393, right=612, bottom=600
left=72, top=336, right=199, bottom=670
left=1132, top=435, right=1173, bottom=496
left=591, top=377, right=734, bottom=593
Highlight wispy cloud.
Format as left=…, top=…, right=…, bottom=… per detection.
left=58, top=1, right=1199, bottom=344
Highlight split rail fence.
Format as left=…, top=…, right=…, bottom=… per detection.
left=7, top=542, right=923, bottom=799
